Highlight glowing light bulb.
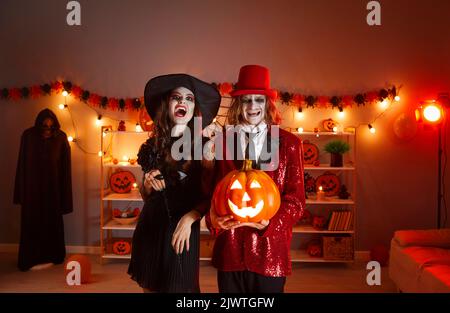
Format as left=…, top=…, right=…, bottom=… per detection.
left=133, top=182, right=138, bottom=189
left=67, top=136, right=74, bottom=142
left=95, top=115, right=102, bottom=126
left=319, top=186, right=323, bottom=191
left=379, top=99, right=388, bottom=109
left=297, top=127, right=304, bottom=133
left=423, top=104, right=442, bottom=123
left=98, top=151, right=103, bottom=157
left=368, top=124, right=376, bottom=134
left=394, top=96, right=401, bottom=102
left=62, top=90, right=69, bottom=97
left=122, top=155, right=129, bottom=162
left=58, top=103, right=67, bottom=110
left=135, top=123, right=143, bottom=132
left=332, top=126, right=338, bottom=133
left=338, top=111, right=345, bottom=119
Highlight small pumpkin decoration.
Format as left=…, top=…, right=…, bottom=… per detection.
left=213, top=160, right=281, bottom=223
left=312, top=215, right=327, bottom=230
left=112, top=158, right=119, bottom=165
left=113, top=240, right=131, bottom=255
left=306, top=240, right=323, bottom=257
left=315, top=172, right=340, bottom=196
left=129, top=158, right=137, bottom=165
left=138, top=109, right=154, bottom=132
left=110, top=170, right=136, bottom=194
left=118, top=120, right=126, bottom=131
left=302, top=140, right=319, bottom=165
left=64, top=254, right=92, bottom=284
left=322, top=118, right=339, bottom=132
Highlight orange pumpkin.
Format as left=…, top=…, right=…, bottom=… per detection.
left=322, top=118, right=339, bottom=132
left=302, top=140, right=319, bottom=165
left=113, top=240, right=131, bottom=255
left=64, top=254, right=92, bottom=284
left=213, top=160, right=281, bottom=223
left=315, top=172, right=340, bottom=196
left=138, top=109, right=154, bottom=132
left=110, top=170, right=136, bottom=194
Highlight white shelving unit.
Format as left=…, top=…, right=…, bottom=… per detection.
left=99, top=126, right=149, bottom=262
left=99, top=126, right=212, bottom=262
left=293, top=130, right=357, bottom=263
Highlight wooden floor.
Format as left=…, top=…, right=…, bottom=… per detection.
left=0, top=252, right=396, bottom=293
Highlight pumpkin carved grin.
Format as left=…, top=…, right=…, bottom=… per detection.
left=213, top=159, right=281, bottom=223
left=227, top=199, right=264, bottom=218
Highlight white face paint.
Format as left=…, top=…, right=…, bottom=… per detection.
left=168, top=87, right=195, bottom=126
left=241, top=94, right=266, bottom=125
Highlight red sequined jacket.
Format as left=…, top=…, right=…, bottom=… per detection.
left=205, top=128, right=305, bottom=277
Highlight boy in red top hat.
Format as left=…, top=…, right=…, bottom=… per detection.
left=206, top=65, right=306, bottom=292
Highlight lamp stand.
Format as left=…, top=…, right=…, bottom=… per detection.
left=437, top=124, right=442, bottom=229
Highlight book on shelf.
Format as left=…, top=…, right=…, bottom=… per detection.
left=327, top=210, right=353, bottom=231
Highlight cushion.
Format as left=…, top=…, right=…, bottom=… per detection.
left=402, top=246, right=450, bottom=265
left=394, top=229, right=450, bottom=248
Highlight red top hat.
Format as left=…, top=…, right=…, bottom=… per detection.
left=230, top=65, right=277, bottom=99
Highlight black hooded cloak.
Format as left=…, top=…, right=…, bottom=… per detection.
left=13, top=108, right=73, bottom=271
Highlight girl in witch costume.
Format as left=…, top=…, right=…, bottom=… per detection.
left=206, top=65, right=306, bottom=293
left=128, top=74, right=220, bottom=292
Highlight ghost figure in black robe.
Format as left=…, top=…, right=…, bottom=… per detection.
left=14, top=109, right=73, bottom=271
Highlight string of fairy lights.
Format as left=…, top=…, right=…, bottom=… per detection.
left=55, top=89, right=402, bottom=156
left=293, top=94, right=401, bottom=136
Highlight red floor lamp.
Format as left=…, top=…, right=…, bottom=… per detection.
left=415, top=94, right=449, bottom=229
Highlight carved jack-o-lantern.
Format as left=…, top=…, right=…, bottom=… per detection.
left=322, top=118, right=339, bottom=132
left=315, top=172, right=340, bottom=196
left=302, top=140, right=319, bottom=165
left=112, top=240, right=131, bottom=255
left=213, top=160, right=281, bottom=223
left=110, top=170, right=136, bottom=194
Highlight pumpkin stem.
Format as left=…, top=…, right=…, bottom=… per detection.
left=241, top=159, right=253, bottom=171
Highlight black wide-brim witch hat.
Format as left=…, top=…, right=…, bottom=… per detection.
left=144, top=74, right=221, bottom=129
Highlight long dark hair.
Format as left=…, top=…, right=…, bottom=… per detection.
left=140, top=92, right=202, bottom=184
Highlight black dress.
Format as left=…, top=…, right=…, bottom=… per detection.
left=128, top=138, right=207, bottom=292
left=13, top=109, right=73, bottom=271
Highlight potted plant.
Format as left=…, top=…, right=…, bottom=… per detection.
left=324, top=140, right=350, bottom=167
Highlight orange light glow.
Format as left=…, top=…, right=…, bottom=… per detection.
left=423, top=105, right=442, bottom=122
left=416, top=100, right=444, bottom=124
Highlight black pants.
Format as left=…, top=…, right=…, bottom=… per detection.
left=218, top=270, right=286, bottom=293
